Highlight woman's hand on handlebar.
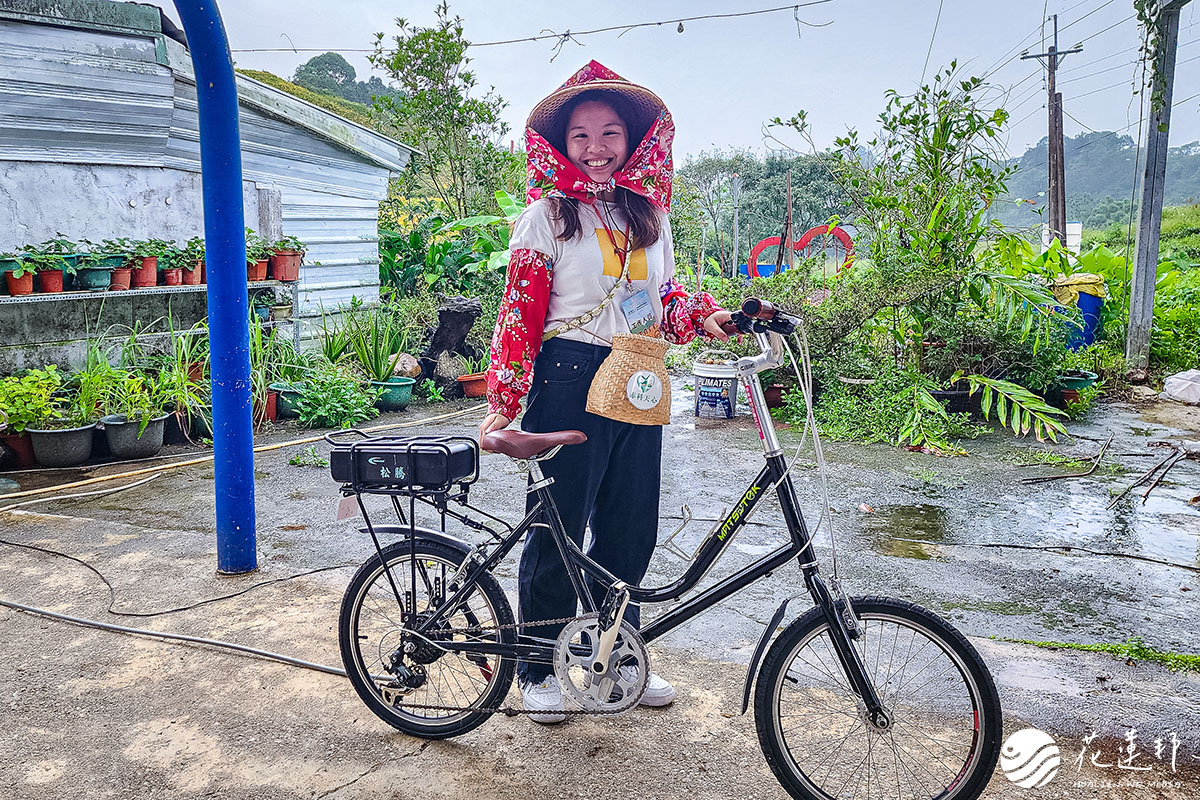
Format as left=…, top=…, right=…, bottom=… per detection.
left=479, top=412, right=512, bottom=449
left=703, top=309, right=735, bottom=341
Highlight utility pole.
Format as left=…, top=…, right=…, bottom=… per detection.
left=1127, top=0, right=1192, bottom=372
left=730, top=173, right=742, bottom=278
left=1022, top=14, right=1081, bottom=245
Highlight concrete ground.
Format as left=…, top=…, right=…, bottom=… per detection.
left=1, top=388, right=1198, bottom=799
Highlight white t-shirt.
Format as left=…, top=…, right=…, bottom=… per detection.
left=509, top=198, right=676, bottom=346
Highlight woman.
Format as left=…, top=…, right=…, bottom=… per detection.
left=479, top=61, right=733, bottom=723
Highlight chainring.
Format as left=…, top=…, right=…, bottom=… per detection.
left=553, top=613, right=650, bottom=714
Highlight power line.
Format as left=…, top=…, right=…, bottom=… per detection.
left=1057, top=0, right=1117, bottom=35
left=228, top=1, right=837, bottom=53
left=920, top=0, right=945, bottom=84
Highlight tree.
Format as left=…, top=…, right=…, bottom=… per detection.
left=676, top=150, right=760, bottom=272
left=293, top=52, right=358, bottom=98
left=370, top=2, right=511, bottom=218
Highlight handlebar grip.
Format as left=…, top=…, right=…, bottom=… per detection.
left=742, top=298, right=778, bottom=319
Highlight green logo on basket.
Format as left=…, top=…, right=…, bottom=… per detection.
left=637, top=374, right=654, bottom=393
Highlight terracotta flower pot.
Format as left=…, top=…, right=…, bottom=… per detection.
left=457, top=373, right=488, bottom=399
left=109, top=267, right=132, bottom=290
left=187, top=361, right=205, bottom=382
left=265, top=390, right=278, bottom=422
left=0, top=431, right=36, bottom=468
left=247, top=259, right=268, bottom=282
left=763, top=384, right=786, bottom=409
left=132, top=256, right=157, bottom=287
left=161, top=267, right=183, bottom=286
left=36, top=270, right=64, bottom=293
left=182, top=263, right=202, bottom=285
left=5, top=271, right=33, bottom=296
left=269, top=250, right=302, bottom=282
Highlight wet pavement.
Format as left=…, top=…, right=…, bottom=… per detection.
left=1, top=387, right=1198, bottom=799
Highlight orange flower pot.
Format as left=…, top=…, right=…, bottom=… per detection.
left=36, top=270, right=64, bottom=293
left=5, top=271, right=33, bottom=296
left=109, top=267, right=132, bottom=290
left=269, top=250, right=302, bottom=281
left=132, top=256, right=157, bottom=287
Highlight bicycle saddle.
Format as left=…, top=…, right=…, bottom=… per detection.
left=480, top=429, right=586, bottom=459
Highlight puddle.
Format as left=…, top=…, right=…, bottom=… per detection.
left=859, top=504, right=950, bottom=560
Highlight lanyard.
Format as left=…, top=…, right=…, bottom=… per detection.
left=596, top=204, right=632, bottom=286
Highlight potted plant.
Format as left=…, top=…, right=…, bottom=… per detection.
left=27, top=235, right=79, bottom=273
left=0, top=251, right=21, bottom=275
left=251, top=291, right=273, bottom=321
left=27, top=368, right=105, bottom=467
left=269, top=235, right=305, bottom=282
left=129, top=239, right=172, bottom=288
left=157, top=330, right=208, bottom=443
left=26, top=251, right=71, bottom=293
left=3, top=258, right=35, bottom=296
left=245, top=229, right=271, bottom=282
left=456, top=354, right=490, bottom=398
left=181, top=237, right=205, bottom=285
left=0, top=367, right=63, bottom=468
left=159, top=245, right=184, bottom=286
left=100, top=371, right=170, bottom=458
left=349, top=309, right=414, bottom=411
left=269, top=301, right=293, bottom=321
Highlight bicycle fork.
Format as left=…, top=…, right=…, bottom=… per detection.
left=741, top=571, right=891, bottom=731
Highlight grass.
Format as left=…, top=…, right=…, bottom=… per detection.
left=1000, top=636, right=1200, bottom=673
left=236, top=70, right=387, bottom=133
left=1005, top=448, right=1090, bottom=469
left=288, top=445, right=329, bottom=469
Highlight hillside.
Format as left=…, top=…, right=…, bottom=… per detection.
left=996, top=131, right=1200, bottom=229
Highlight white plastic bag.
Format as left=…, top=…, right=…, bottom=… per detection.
left=1162, top=369, right=1200, bottom=405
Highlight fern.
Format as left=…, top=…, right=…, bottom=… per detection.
left=898, top=386, right=965, bottom=456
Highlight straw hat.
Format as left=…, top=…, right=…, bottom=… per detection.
left=526, top=73, right=667, bottom=151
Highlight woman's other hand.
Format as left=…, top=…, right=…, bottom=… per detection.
left=479, top=413, right=513, bottom=449
left=703, top=309, right=735, bottom=341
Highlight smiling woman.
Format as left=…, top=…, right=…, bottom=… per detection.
left=477, top=59, right=734, bottom=723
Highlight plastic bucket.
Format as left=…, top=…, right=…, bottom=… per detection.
left=693, top=351, right=739, bottom=419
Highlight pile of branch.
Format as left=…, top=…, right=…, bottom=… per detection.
left=1107, top=441, right=1200, bottom=509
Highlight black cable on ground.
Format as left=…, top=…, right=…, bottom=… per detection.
left=0, top=597, right=347, bottom=677
left=0, top=535, right=357, bottom=618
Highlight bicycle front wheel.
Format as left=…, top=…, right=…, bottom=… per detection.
left=754, top=596, right=1002, bottom=800
left=338, top=538, right=516, bottom=739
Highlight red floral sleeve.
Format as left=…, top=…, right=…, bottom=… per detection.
left=659, top=278, right=721, bottom=345
left=486, top=248, right=554, bottom=419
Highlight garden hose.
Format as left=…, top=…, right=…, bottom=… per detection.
left=0, top=403, right=488, bottom=503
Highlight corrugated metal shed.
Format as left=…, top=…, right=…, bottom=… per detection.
left=0, top=0, right=415, bottom=341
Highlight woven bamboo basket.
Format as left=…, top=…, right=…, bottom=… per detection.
left=586, top=333, right=672, bottom=426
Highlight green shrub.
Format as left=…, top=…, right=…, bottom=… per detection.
left=295, top=367, right=379, bottom=429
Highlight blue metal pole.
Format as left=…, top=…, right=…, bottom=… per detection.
left=172, top=0, right=257, bottom=573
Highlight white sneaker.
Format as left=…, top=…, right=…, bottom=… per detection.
left=618, top=665, right=676, bottom=707
left=520, top=676, right=567, bottom=724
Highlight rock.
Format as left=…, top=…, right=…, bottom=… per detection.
left=1132, top=385, right=1159, bottom=401
left=431, top=352, right=467, bottom=399
left=423, top=297, right=482, bottom=363
left=392, top=353, right=422, bottom=379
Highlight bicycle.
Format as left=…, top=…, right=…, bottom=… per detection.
left=327, top=299, right=1003, bottom=800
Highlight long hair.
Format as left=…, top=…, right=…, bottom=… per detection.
left=545, top=90, right=663, bottom=250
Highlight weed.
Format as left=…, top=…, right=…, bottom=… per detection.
left=1002, top=636, right=1200, bottom=673
left=289, top=445, right=329, bottom=468
left=1006, top=449, right=1089, bottom=469
left=420, top=378, right=446, bottom=403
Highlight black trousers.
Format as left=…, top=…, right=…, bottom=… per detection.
left=516, top=337, right=662, bottom=683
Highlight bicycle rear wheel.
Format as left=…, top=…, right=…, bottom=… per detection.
left=754, top=596, right=1001, bottom=800
left=338, top=538, right=516, bottom=739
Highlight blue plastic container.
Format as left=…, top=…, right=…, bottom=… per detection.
left=1067, top=292, right=1103, bottom=351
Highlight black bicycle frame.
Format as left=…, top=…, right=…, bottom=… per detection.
left=415, top=449, right=820, bottom=663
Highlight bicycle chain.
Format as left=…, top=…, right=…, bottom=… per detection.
left=391, top=614, right=640, bottom=717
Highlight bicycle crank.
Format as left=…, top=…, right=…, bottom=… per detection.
left=553, top=613, right=649, bottom=714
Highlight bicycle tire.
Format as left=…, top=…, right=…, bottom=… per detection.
left=754, top=596, right=1002, bottom=800
left=338, top=538, right=516, bottom=739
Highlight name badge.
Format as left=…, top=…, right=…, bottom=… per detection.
left=620, top=289, right=657, bottom=336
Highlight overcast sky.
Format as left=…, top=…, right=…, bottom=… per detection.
left=151, top=0, right=1200, bottom=161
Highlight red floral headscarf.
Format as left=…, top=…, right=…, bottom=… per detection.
left=525, top=60, right=674, bottom=213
